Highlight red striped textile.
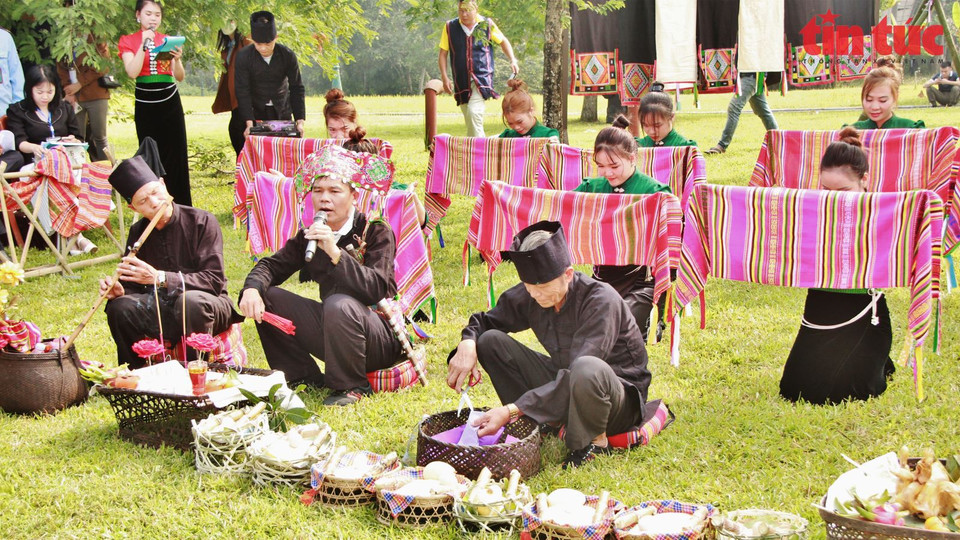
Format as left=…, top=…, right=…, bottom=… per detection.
left=233, top=135, right=392, bottom=226
left=750, top=128, right=960, bottom=254
left=423, top=135, right=550, bottom=232
left=467, top=180, right=682, bottom=304
left=535, top=144, right=706, bottom=212
left=675, top=184, right=943, bottom=400
left=366, top=353, right=426, bottom=393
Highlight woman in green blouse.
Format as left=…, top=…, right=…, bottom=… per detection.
left=497, top=79, right=559, bottom=139
left=574, top=115, right=670, bottom=338
left=848, top=57, right=924, bottom=129
left=635, top=90, right=696, bottom=148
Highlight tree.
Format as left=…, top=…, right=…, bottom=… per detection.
left=0, top=0, right=381, bottom=78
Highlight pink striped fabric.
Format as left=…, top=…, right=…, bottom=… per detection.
left=535, top=144, right=707, bottom=211
left=467, top=180, right=682, bottom=303
left=675, top=184, right=943, bottom=399
left=233, top=135, right=392, bottom=226
left=423, top=135, right=550, bottom=231
left=750, top=128, right=960, bottom=253
left=245, top=173, right=435, bottom=316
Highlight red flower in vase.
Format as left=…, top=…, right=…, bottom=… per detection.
left=184, top=332, right=218, bottom=353
left=131, top=339, right=164, bottom=361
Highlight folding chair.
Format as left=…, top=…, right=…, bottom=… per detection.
left=0, top=148, right=127, bottom=278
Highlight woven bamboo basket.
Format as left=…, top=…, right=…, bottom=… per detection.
left=0, top=341, right=88, bottom=414
left=191, top=412, right=269, bottom=475
left=417, top=408, right=541, bottom=480
left=375, top=490, right=456, bottom=528
left=818, top=497, right=960, bottom=540
left=716, top=510, right=808, bottom=540
left=522, top=496, right=625, bottom=540
left=612, top=500, right=716, bottom=540
left=318, top=474, right=376, bottom=507
left=97, top=364, right=275, bottom=451
left=247, top=433, right=336, bottom=488
left=454, top=487, right=532, bottom=535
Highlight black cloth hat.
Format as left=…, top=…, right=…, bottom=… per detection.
left=109, top=155, right=158, bottom=203
left=500, top=221, right=571, bottom=285
left=250, top=11, right=277, bottom=43
left=133, top=136, right=166, bottom=179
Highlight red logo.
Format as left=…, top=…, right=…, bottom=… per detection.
left=801, top=9, right=944, bottom=56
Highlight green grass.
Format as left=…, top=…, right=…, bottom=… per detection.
left=2, top=84, right=960, bottom=539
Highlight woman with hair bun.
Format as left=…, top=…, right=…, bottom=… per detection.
left=848, top=57, right=924, bottom=129
left=573, top=114, right=670, bottom=338
left=780, top=126, right=895, bottom=404
left=324, top=88, right=359, bottom=139
left=635, top=89, right=695, bottom=148
left=497, top=79, right=558, bottom=139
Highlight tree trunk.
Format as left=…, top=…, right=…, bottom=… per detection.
left=580, top=95, right=598, bottom=122
left=605, top=94, right=626, bottom=123
left=543, top=0, right=567, bottom=140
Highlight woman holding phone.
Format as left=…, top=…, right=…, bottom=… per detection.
left=118, top=0, right=191, bottom=206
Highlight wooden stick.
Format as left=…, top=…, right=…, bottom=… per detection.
left=62, top=196, right=173, bottom=351
left=0, top=162, right=15, bottom=261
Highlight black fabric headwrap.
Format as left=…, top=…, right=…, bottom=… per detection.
left=109, top=155, right=158, bottom=203
left=250, top=11, right=277, bottom=44
left=500, top=221, right=572, bottom=285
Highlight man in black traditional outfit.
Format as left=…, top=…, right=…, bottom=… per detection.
left=238, top=145, right=401, bottom=406
left=446, top=221, right=653, bottom=468
left=99, top=156, right=242, bottom=368
left=234, top=11, right=306, bottom=138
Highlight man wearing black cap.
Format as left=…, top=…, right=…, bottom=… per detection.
left=98, top=156, right=241, bottom=368
left=234, top=11, right=306, bottom=138
left=446, top=221, right=652, bottom=469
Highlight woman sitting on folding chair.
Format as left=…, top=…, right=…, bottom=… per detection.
left=5, top=64, right=96, bottom=255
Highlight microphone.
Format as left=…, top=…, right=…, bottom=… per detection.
left=304, top=211, right=328, bottom=262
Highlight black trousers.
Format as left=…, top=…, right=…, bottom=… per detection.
left=135, top=82, right=191, bottom=207
left=257, top=288, right=401, bottom=390
left=476, top=330, right=641, bottom=451
left=105, top=290, right=236, bottom=368
left=228, top=108, right=246, bottom=156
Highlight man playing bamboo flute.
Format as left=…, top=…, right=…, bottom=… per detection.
left=238, top=146, right=402, bottom=407
left=446, top=221, right=653, bottom=469
left=100, top=156, right=241, bottom=369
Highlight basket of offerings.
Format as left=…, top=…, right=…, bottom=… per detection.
left=246, top=421, right=336, bottom=487
left=818, top=449, right=960, bottom=540
left=521, top=489, right=625, bottom=540
left=454, top=467, right=532, bottom=534
left=713, top=510, right=809, bottom=540
left=96, top=361, right=280, bottom=451
left=613, top=500, right=715, bottom=539
left=370, top=462, right=470, bottom=528
left=191, top=404, right=270, bottom=475
left=416, top=408, right=541, bottom=480
left=0, top=338, right=88, bottom=414
left=307, top=448, right=400, bottom=507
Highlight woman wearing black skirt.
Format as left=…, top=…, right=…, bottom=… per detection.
left=118, top=0, right=191, bottom=206
left=779, top=127, right=895, bottom=404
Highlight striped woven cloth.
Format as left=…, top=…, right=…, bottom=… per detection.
left=467, top=180, right=682, bottom=304
left=750, top=127, right=960, bottom=254
left=245, top=173, right=435, bottom=317
left=7, top=150, right=113, bottom=237
left=233, top=135, right=392, bottom=226
left=423, top=134, right=550, bottom=231
left=675, top=184, right=943, bottom=400
left=535, top=144, right=706, bottom=211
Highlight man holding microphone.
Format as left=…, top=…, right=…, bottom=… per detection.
left=237, top=146, right=401, bottom=406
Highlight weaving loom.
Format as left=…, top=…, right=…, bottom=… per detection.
left=466, top=179, right=682, bottom=307
left=423, top=134, right=550, bottom=234
left=535, top=144, right=707, bottom=212
left=673, top=184, right=943, bottom=400
left=750, top=127, right=960, bottom=255
left=244, top=172, right=436, bottom=318
left=233, top=135, right=393, bottom=227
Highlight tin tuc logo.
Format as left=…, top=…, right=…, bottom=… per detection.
left=801, top=9, right=944, bottom=56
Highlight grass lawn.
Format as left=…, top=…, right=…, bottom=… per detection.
left=1, top=83, right=958, bottom=539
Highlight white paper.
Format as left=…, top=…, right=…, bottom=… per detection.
left=825, top=452, right=900, bottom=511
left=207, top=371, right=305, bottom=409
left=132, top=360, right=193, bottom=395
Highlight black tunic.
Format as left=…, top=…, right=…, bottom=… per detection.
left=460, top=272, right=651, bottom=418
left=233, top=43, right=306, bottom=124
left=5, top=100, right=82, bottom=163
left=780, top=289, right=894, bottom=404
left=242, top=212, right=396, bottom=304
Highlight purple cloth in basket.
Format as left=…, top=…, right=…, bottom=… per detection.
left=431, top=425, right=519, bottom=446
